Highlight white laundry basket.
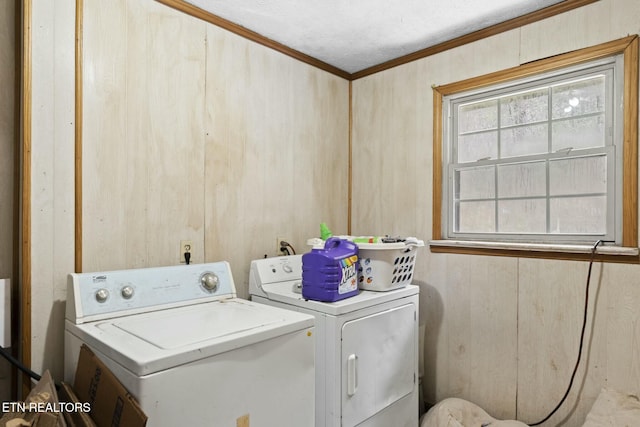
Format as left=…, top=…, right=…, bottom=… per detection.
left=307, top=237, right=424, bottom=292
left=356, top=238, right=424, bottom=291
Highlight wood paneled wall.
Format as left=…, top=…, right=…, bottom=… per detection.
left=28, top=0, right=348, bottom=386
left=25, top=0, right=639, bottom=425
left=352, top=0, right=640, bottom=425
left=80, top=0, right=350, bottom=298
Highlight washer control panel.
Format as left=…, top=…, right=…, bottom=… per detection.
left=67, top=261, right=235, bottom=324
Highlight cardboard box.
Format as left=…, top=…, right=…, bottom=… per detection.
left=72, top=345, right=147, bottom=427
left=0, top=411, right=59, bottom=427
left=57, top=382, right=97, bottom=427
left=0, top=370, right=66, bottom=427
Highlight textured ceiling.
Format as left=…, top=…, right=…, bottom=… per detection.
left=183, top=0, right=564, bottom=73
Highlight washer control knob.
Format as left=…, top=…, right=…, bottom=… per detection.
left=200, top=272, right=219, bottom=292
left=121, top=285, right=134, bottom=299
left=283, top=264, right=293, bottom=273
left=95, top=288, right=109, bottom=303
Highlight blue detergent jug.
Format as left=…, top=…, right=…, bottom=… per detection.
left=302, top=237, right=359, bottom=302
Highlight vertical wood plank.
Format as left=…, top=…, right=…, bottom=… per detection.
left=82, top=0, right=127, bottom=270
left=517, top=258, right=601, bottom=426
left=444, top=255, right=518, bottom=419
left=82, top=0, right=208, bottom=271
left=203, top=23, right=349, bottom=297
left=75, top=0, right=83, bottom=273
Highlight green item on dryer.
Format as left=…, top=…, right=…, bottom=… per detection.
left=320, top=223, right=333, bottom=240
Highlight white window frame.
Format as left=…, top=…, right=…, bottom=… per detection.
left=431, top=36, right=639, bottom=257
left=441, top=58, right=622, bottom=245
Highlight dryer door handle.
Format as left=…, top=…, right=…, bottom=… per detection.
left=347, top=354, right=358, bottom=396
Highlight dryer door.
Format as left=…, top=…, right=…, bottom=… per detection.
left=340, top=303, right=416, bottom=426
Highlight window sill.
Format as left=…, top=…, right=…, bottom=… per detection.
left=429, top=240, right=640, bottom=262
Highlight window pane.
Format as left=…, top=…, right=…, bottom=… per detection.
left=550, top=196, right=606, bottom=234
left=551, top=115, right=605, bottom=151
left=500, top=88, right=548, bottom=126
left=444, top=52, right=622, bottom=244
left=498, top=162, right=546, bottom=198
left=498, top=199, right=546, bottom=233
left=458, top=131, right=497, bottom=163
left=549, top=155, right=606, bottom=196
left=500, top=124, right=548, bottom=158
left=459, top=99, right=498, bottom=133
left=458, top=201, right=495, bottom=232
left=552, top=75, right=605, bottom=120
left=456, top=166, right=495, bottom=200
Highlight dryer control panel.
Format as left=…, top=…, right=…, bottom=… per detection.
left=249, top=255, right=302, bottom=297
left=251, top=255, right=302, bottom=282
left=67, top=261, right=235, bottom=324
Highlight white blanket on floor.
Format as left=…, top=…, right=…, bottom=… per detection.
left=422, top=388, right=640, bottom=427
left=582, top=388, right=640, bottom=427
left=421, top=398, right=528, bottom=427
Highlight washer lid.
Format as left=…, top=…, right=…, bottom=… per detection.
left=66, top=298, right=314, bottom=376
left=257, top=281, right=419, bottom=315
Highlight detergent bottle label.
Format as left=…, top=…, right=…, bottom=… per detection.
left=338, top=255, right=359, bottom=294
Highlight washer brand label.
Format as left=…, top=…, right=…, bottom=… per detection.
left=338, top=255, right=358, bottom=294
left=92, top=275, right=107, bottom=283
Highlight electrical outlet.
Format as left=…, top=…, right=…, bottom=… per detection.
left=276, top=236, right=291, bottom=255
left=180, top=240, right=193, bottom=263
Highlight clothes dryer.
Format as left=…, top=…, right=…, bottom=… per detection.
left=249, top=255, right=419, bottom=427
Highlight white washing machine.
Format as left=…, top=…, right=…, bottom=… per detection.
left=249, top=255, right=419, bottom=427
left=64, top=261, right=315, bottom=427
